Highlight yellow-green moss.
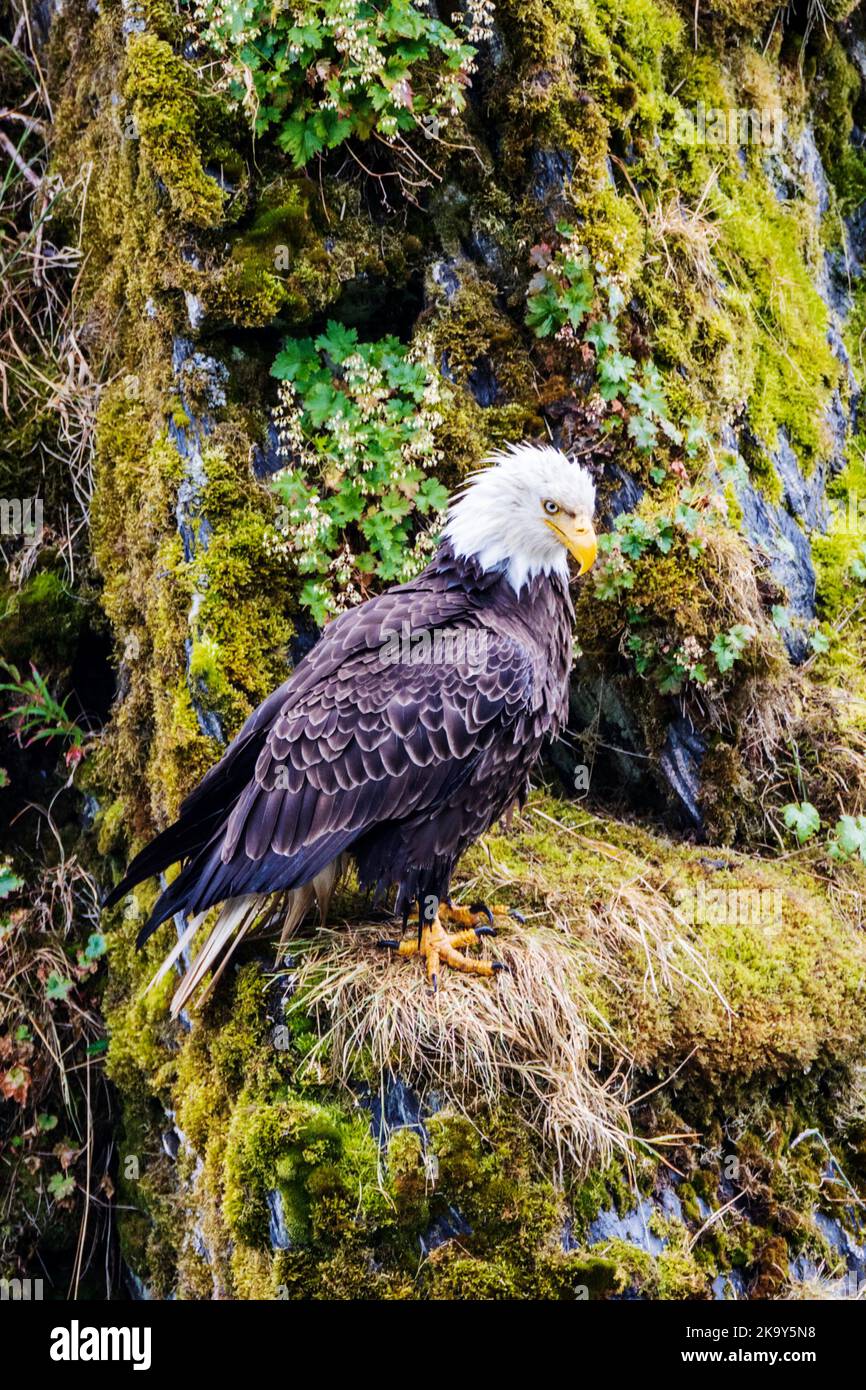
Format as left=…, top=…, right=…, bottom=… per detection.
left=124, top=32, right=225, bottom=229
left=472, top=793, right=866, bottom=1095
left=0, top=568, right=83, bottom=673
left=93, top=383, right=299, bottom=835
left=810, top=30, right=866, bottom=213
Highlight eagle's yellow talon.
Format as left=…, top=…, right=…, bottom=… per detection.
left=439, top=900, right=510, bottom=931
left=443, top=926, right=490, bottom=950
left=387, top=912, right=499, bottom=984
left=437, top=902, right=478, bottom=930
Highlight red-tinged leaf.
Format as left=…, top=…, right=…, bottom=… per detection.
left=1, top=1064, right=30, bottom=1105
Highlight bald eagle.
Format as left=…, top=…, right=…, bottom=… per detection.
left=105, top=444, right=597, bottom=1012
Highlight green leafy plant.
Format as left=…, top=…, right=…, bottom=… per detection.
left=710, top=624, right=755, bottom=675
left=525, top=225, right=709, bottom=475
left=269, top=323, right=449, bottom=622
left=782, top=801, right=821, bottom=844
left=0, top=662, right=86, bottom=765
left=829, top=814, right=866, bottom=864
left=190, top=0, right=481, bottom=169
left=625, top=630, right=708, bottom=694
left=849, top=541, right=866, bottom=582
left=45, top=971, right=73, bottom=1003
left=83, top=933, right=107, bottom=962
left=526, top=241, right=595, bottom=337
left=76, top=932, right=108, bottom=975
left=47, top=1171, right=76, bottom=1201
left=591, top=500, right=759, bottom=695
left=594, top=499, right=708, bottom=600
left=771, top=605, right=791, bottom=630
left=0, top=862, right=22, bottom=900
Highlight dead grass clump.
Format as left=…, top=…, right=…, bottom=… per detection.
left=783, top=1270, right=866, bottom=1300
left=282, top=815, right=728, bottom=1175
left=613, top=159, right=723, bottom=295
left=0, top=4, right=100, bottom=582
left=0, top=840, right=111, bottom=1295
left=288, top=922, right=633, bottom=1176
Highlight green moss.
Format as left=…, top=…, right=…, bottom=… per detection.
left=472, top=793, right=866, bottom=1097
left=92, top=382, right=299, bottom=832
left=224, top=1091, right=394, bottom=1251
left=811, top=33, right=866, bottom=213
left=722, top=179, right=838, bottom=464
left=701, top=1, right=779, bottom=36
left=124, top=33, right=225, bottom=229
left=810, top=438, right=866, bottom=748
left=387, top=1128, right=430, bottom=1227
left=655, top=1245, right=708, bottom=1299
left=94, top=798, right=129, bottom=858
left=41, top=0, right=866, bottom=1303
left=205, top=180, right=414, bottom=328
left=101, top=785, right=866, bottom=1297
left=208, top=183, right=320, bottom=325
left=0, top=568, right=84, bottom=674
left=570, top=1161, right=638, bottom=1236
left=493, top=0, right=612, bottom=198
left=814, top=476, right=866, bottom=625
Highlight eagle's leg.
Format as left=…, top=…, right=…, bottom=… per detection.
left=423, top=914, right=501, bottom=990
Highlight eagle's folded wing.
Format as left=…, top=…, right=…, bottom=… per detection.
left=125, top=612, right=535, bottom=944
left=104, top=581, right=477, bottom=911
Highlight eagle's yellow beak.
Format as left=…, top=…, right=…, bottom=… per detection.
left=545, top=515, right=598, bottom=576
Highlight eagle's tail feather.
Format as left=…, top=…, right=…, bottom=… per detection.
left=145, top=908, right=208, bottom=997
left=149, top=856, right=347, bottom=1018
left=103, top=814, right=220, bottom=911
left=274, top=853, right=346, bottom=962
left=275, top=884, right=316, bottom=962
left=175, top=893, right=266, bottom=1016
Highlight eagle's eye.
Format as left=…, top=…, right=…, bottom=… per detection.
left=543, top=499, right=560, bottom=516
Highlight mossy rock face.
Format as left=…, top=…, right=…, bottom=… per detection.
left=7, top=0, right=866, bottom=1301
left=98, top=790, right=866, bottom=1299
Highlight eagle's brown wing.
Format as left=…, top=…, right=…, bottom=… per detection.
left=108, top=579, right=538, bottom=943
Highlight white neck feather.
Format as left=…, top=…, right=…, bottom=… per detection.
left=444, top=508, right=570, bottom=594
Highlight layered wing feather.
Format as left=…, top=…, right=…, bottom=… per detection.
left=110, top=574, right=540, bottom=945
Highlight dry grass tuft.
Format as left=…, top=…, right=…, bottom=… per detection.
left=613, top=159, right=722, bottom=294
left=1, top=2, right=101, bottom=582
left=287, top=921, right=633, bottom=1175
left=481, top=808, right=730, bottom=1012
left=783, top=1270, right=866, bottom=1300
left=280, top=807, right=729, bottom=1174
left=0, top=826, right=111, bottom=1295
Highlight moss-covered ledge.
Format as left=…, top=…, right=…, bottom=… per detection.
left=101, top=791, right=866, bottom=1299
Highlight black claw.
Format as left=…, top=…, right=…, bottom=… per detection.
left=474, top=925, right=496, bottom=939
left=377, top=939, right=400, bottom=950
left=469, top=900, right=495, bottom=926
left=492, top=960, right=511, bottom=974
left=430, top=974, right=439, bottom=994
left=509, top=909, right=526, bottom=924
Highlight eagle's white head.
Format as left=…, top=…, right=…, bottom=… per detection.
left=443, top=442, right=598, bottom=595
